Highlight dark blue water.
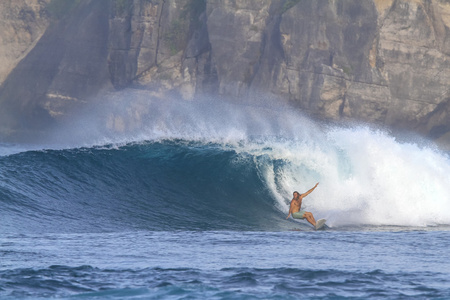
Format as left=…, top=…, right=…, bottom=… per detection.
left=1, top=100, right=450, bottom=299
left=1, top=230, right=450, bottom=299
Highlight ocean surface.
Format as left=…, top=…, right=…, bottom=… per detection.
left=1, top=98, right=450, bottom=299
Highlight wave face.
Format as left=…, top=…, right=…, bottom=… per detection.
left=1, top=96, right=449, bottom=233
left=0, top=141, right=288, bottom=233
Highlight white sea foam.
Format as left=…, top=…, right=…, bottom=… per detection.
left=245, top=127, right=450, bottom=227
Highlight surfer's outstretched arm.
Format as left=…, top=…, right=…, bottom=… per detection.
left=302, top=182, right=319, bottom=198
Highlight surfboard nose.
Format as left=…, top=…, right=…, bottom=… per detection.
left=315, top=219, right=326, bottom=230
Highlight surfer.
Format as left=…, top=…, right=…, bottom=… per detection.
left=286, top=183, right=319, bottom=226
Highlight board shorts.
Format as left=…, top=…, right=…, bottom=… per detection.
left=292, top=211, right=307, bottom=219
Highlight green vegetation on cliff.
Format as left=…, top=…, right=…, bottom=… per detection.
left=164, top=0, right=206, bottom=55
left=46, top=0, right=82, bottom=19
left=281, top=0, right=302, bottom=13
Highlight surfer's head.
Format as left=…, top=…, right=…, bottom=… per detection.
left=293, top=191, right=301, bottom=199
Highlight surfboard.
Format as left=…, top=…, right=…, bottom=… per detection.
left=315, top=219, right=326, bottom=230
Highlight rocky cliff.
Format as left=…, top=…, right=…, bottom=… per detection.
left=0, top=0, right=449, bottom=148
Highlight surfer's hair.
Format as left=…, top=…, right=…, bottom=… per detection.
left=293, top=191, right=300, bottom=197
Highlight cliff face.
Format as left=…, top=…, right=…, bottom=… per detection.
left=203, top=0, right=450, bottom=146
left=0, top=0, right=50, bottom=84
left=0, top=0, right=449, bottom=147
left=0, top=0, right=110, bottom=137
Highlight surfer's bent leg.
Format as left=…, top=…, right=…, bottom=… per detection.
left=304, top=212, right=316, bottom=226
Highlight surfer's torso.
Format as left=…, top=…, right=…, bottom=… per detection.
left=289, top=197, right=303, bottom=213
